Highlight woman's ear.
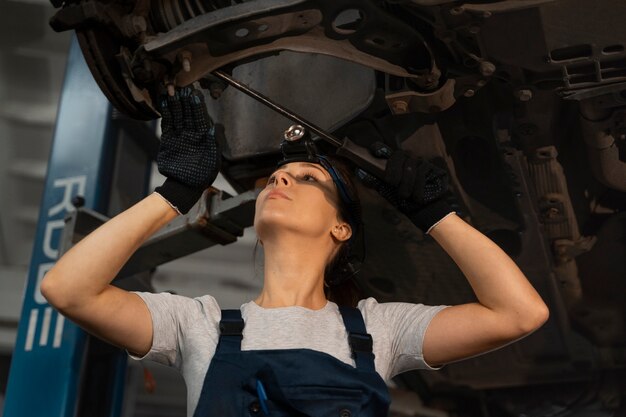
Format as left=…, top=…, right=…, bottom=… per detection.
left=331, top=223, right=352, bottom=242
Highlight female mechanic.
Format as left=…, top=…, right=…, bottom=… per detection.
left=41, top=87, right=549, bottom=417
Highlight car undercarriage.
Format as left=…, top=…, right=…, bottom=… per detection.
left=47, top=0, right=626, bottom=415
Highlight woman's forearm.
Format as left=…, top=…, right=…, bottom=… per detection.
left=429, top=213, right=549, bottom=329
left=41, top=193, right=179, bottom=310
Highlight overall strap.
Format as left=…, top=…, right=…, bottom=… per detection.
left=338, top=306, right=376, bottom=372
left=217, top=309, right=244, bottom=353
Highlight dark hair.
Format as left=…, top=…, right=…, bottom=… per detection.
left=321, top=155, right=364, bottom=307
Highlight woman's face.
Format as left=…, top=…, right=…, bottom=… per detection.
left=254, top=161, right=348, bottom=243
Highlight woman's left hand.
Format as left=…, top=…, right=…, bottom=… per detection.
left=357, top=142, right=455, bottom=233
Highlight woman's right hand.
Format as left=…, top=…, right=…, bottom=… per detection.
left=155, top=86, right=222, bottom=215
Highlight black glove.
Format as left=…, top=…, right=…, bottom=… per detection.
left=154, top=86, right=221, bottom=215
left=359, top=142, right=455, bottom=233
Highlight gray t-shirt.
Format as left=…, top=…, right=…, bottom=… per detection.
left=131, top=292, right=449, bottom=416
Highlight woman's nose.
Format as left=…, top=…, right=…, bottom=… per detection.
left=273, top=171, right=290, bottom=186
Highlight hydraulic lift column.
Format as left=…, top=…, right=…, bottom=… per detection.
left=3, top=36, right=150, bottom=417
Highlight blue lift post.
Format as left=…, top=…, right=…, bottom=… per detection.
left=4, top=36, right=153, bottom=417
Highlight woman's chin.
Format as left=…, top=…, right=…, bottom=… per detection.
left=255, top=209, right=286, bottom=226
left=255, top=217, right=313, bottom=241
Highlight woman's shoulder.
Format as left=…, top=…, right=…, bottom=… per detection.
left=357, top=297, right=449, bottom=325
left=133, top=291, right=222, bottom=319
left=356, top=296, right=391, bottom=316
left=357, top=296, right=444, bottom=311
left=356, top=296, right=379, bottom=311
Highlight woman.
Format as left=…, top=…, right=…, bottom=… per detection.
left=41, top=87, right=549, bottom=416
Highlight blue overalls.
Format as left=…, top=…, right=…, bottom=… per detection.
left=192, top=306, right=391, bottom=417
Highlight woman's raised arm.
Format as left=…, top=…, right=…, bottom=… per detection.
left=357, top=147, right=549, bottom=367
left=41, top=193, right=178, bottom=356
left=422, top=213, right=549, bottom=367
left=42, top=86, right=221, bottom=356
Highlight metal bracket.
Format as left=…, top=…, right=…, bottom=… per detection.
left=554, top=236, right=597, bottom=263
left=141, top=0, right=435, bottom=85
left=60, top=188, right=259, bottom=281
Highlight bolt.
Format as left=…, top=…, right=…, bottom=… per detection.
left=482, top=11, right=492, bottom=18
left=515, top=89, right=533, bottom=102
left=479, top=61, right=496, bottom=76
left=182, top=58, right=191, bottom=72
left=132, top=16, right=147, bottom=33
left=545, top=207, right=560, bottom=218
left=179, top=51, right=192, bottom=73
left=121, top=15, right=147, bottom=36
left=209, top=82, right=224, bottom=99
left=477, top=79, right=488, bottom=87
left=71, top=195, right=85, bottom=208
left=468, top=25, right=481, bottom=34
left=392, top=100, right=409, bottom=114
left=450, top=6, right=465, bottom=15
left=463, top=89, right=476, bottom=97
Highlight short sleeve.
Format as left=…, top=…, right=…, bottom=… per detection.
left=129, top=292, right=219, bottom=369
left=358, top=297, right=450, bottom=378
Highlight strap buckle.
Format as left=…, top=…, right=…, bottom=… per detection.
left=348, top=333, right=373, bottom=355
left=219, top=320, right=244, bottom=336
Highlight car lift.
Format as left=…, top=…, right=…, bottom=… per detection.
left=3, top=36, right=257, bottom=417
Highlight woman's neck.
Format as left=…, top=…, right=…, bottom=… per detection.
left=255, top=234, right=333, bottom=310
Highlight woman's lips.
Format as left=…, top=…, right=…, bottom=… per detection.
left=267, top=190, right=291, bottom=200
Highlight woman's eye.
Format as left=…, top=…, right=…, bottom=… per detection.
left=265, top=171, right=319, bottom=186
